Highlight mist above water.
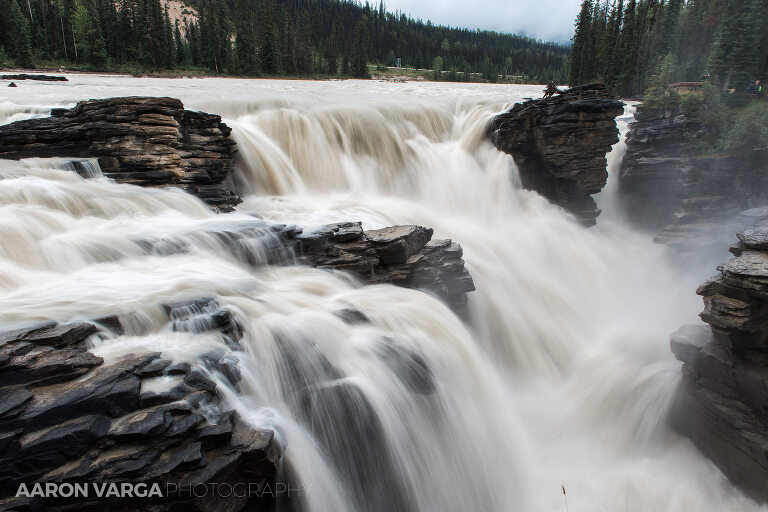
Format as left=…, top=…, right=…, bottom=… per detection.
left=0, top=76, right=763, bottom=511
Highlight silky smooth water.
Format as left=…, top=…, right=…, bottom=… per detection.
left=1, top=76, right=764, bottom=511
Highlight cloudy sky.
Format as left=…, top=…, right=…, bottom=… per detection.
left=382, top=0, right=582, bottom=43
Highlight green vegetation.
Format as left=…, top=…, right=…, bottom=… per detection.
left=0, top=0, right=571, bottom=82
left=570, top=0, right=768, bottom=96
left=570, top=0, right=768, bottom=153
left=684, top=83, right=768, bottom=152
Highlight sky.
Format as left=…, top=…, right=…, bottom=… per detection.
left=381, top=0, right=582, bottom=43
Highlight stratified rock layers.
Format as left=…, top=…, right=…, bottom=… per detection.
left=0, top=96, right=241, bottom=211
left=670, top=224, right=768, bottom=502
left=289, top=222, right=475, bottom=313
left=0, top=314, right=280, bottom=512
left=490, top=83, right=624, bottom=225
left=619, top=105, right=768, bottom=253
left=0, top=218, right=474, bottom=510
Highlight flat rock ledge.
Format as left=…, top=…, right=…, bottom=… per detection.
left=489, top=82, right=624, bottom=226
left=0, top=309, right=280, bottom=512
left=1, top=74, right=68, bottom=82
left=0, top=96, right=240, bottom=211
left=670, top=223, right=768, bottom=502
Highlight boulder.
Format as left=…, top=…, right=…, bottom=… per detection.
left=489, top=82, right=624, bottom=225
left=0, top=97, right=240, bottom=211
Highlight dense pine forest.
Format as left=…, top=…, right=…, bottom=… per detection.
left=0, top=0, right=570, bottom=82
left=570, top=0, right=768, bottom=96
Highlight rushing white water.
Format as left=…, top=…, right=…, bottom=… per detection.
left=1, top=75, right=766, bottom=511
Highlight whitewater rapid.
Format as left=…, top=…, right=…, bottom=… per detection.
left=1, top=76, right=765, bottom=511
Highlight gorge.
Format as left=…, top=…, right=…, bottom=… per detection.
left=0, top=75, right=765, bottom=511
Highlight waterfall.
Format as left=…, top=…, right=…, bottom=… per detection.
left=0, top=77, right=763, bottom=511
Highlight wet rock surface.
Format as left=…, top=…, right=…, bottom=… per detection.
left=0, top=314, right=280, bottom=512
left=291, top=221, right=475, bottom=313
left=489, top=82, right=624, bottom=226
left=619, top=105, right=768, bottom=257
left=0, top=96, right=240, bottom=211
left=670, top=224, right=768, bottom=502
left=1, top=74, right=68, bottom=82
left=131, top=218, right=475, bottom=313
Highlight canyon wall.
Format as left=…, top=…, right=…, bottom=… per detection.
left=670, top=224, right=768, bottom=502
left=620, top=105, right=768, bottom=256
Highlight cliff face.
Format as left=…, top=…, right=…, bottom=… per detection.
left=670, top=224, right=768, bottom=502
left=489, top=83, right=624, bottom=226
left=619, top=105, right=768, bottom=254
left=0, top=97, right=241, bottom=211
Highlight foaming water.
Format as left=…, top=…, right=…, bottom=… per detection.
left=0, top=76, right=764, bottom=511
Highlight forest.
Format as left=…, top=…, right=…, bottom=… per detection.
left=0, top=0, right=571, bottom=82
left=570, top=0, right=768, bottom=96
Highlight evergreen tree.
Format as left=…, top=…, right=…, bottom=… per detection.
left=257, top=0, right=278, bottom=74
left=72, top=0, right=107, bottom=66
left=570, top=0, right=591, bottom=85
left=6, top=0, right=34, bottom=67
left=351, top=20, right=369, bottom=78
left=235, top=0, right=258, bottom=75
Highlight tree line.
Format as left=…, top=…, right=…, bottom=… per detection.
left=0, top=0, right=571, bottom=82
left=569, top=0, right=768, bottom=96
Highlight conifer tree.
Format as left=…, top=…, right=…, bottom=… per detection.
left=7, top=0, right=34, bottom=67
left=235, top=0, right=258, bottom=75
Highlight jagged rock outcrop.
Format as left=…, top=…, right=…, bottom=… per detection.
left=619, top=105, right=768, bottom=255
left=0, top=97, right=240, bottom=211
left=670, top=223, right=768, bottom=502
left=0, top=305, right=280, bottom=512
left=489, top=82, right=624, bottom=226
left=291, top=222, right=475, bottom=313
left=136, top=219, right=475, bottom=313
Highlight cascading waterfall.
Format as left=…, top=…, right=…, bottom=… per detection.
left=1, top=76, right=766, bottom=511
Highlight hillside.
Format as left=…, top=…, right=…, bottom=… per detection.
left=0, top=0, right=570, bottom=82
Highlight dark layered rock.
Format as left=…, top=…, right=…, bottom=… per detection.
left=619, top=104, right=768, bottom=256
left=133, top=218, right=475, bottom=312
left=293, top=222, right=475, bottom=313
left=0, top=316, right=280, bottom=512
left=670, top=224, right=768, bottom=502
left=1, top=74, right=68, bottom=81
left=489, top=82, right=624, bottom=225
left=0, top=97, right=240, bottom=211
